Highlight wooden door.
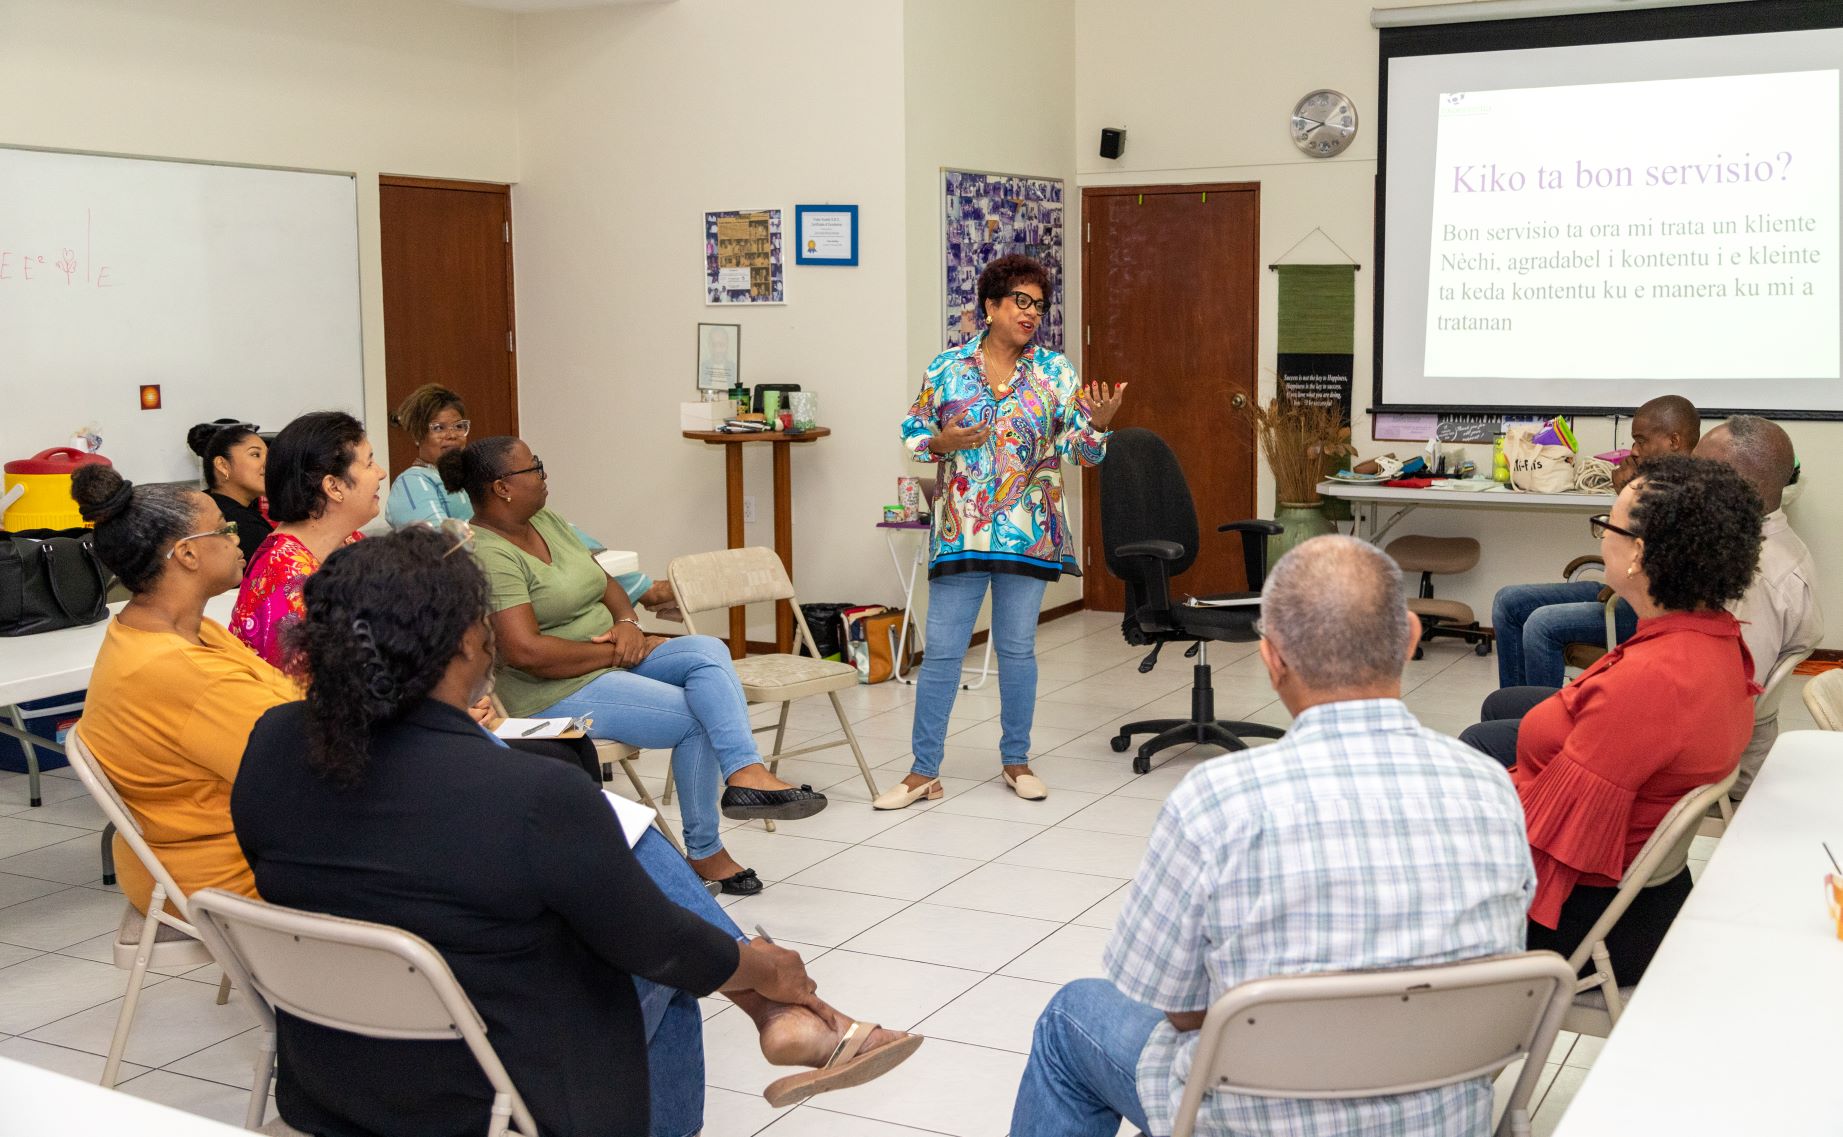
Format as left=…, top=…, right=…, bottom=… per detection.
left=1081, top=183, right=1260, bottom=611
left=379, top=176, right=518, bottom=477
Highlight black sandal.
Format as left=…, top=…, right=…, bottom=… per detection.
left=713, top=868, right=763, bottom=896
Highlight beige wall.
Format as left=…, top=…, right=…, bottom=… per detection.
left=0, top=0, right=521, bottom=458
left=513, top=1, right=911, bottom=635
left=1074, top=0, right=1838, bottom=644
left=903, top=0, right=1081, bottom=627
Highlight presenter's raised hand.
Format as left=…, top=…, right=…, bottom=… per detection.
left=930, top=421, right=991, bottom=455
left=1082, top=381, right=1128, bottom=430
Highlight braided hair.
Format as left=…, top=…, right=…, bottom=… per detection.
left=70, top=465, right=198, bottom=593
left=290, top=527, right=492, bottom=787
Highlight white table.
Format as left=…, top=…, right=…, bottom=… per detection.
left=1553, top=731, right=1843, bottom=1136
left=878, top=521, right=991, bottom=690
left=1316, top=480, right=1613, bottom=544
left=0, top=1055, right=248, bottom=1135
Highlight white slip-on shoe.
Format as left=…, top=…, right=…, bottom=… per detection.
left=1003, top=770, right=1049, bottom=800
left=871, top=778, right=943, bottom=810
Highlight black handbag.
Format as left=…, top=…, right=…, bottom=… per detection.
left=0, top=528, right=112, bottom=636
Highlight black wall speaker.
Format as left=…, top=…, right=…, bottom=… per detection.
left=1099, top=127, right=1126, bottom=160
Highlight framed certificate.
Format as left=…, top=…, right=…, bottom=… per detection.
left=794, top=204, right=859, bottom=266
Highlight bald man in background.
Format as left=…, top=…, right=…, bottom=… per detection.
left=1492, top=395, right=1702, bottom=690
left=1693, top=415, right=1821, bottom=799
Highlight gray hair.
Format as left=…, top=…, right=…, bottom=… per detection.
left=1260, top=535, right=1412, bottom=690
left=1715, top=415, right=1794, bottom=511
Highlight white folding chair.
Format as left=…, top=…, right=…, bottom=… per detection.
left=1167, top=951, right=1576, bottom=1137
left=664, top=547, right=881, bottom=828
left=64, top=727, right=232, bottom=1088
left=189, top=888, right=538, bottom=1137
left=1801, top=667, right=1843, bottom=730
left=1562, top=769, right=1738, bottom=1037
left=1701, top=648, right=1811, bottom=837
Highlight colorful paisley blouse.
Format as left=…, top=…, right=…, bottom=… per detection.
left=900, top=335, right=1109, bottom=581
left=231, top=531, right=359, bottom=670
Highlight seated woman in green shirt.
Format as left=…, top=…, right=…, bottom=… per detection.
left=439, top=437, right=826, bottom=894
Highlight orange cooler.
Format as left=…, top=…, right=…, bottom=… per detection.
left=3, top=448, right=113, bottom=531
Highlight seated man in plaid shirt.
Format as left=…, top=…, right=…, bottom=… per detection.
left=1011, top=535, right=1535, bottom=1137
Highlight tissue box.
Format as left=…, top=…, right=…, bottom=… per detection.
left=681, top=400, right=735, bottom=431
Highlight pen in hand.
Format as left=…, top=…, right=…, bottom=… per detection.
left=753, top=924, right=775, bottom=944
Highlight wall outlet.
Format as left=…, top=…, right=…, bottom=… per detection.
left=742, top=495, right=756, bottom=525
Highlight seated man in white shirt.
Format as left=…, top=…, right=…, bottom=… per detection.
left=1009, top=535, right=1535, bottom=1137
left=1692, top=415, right=1822, bottom=799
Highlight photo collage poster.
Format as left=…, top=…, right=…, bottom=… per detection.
left=942, top=170, right=1064, bottom=351
left=705, top=209, right=785, bottom=304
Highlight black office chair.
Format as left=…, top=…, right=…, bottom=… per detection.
left=1101, top=428, right=1286, bottom=774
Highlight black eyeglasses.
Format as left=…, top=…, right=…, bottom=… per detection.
left=498, top=457, right=546, bottom=481
left=1007, top=291, right=1049, bottom=314
left=1588, top=514, right=1642, bottom=541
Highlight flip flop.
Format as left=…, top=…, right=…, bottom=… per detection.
left=761, top=1021, right=923, bottom=1108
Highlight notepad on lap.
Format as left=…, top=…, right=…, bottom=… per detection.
left=1183, top=595, right=1262, bottom=608
left=601, top=790, right=658, bottom=849
left=493, top=717, right=579, bottom=740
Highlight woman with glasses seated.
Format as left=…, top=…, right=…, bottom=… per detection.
left=437, top=436, right=823, bottom=894
left=883, top=254, right=1125, bottom=811
left=387, top=383, right=681, bottom=621
left=232, top=411, right=384, bottom=669
left=1461, top=456, right=1762, bottom=982
left=232, top=529, right=919, bottom=1137
left=69, top=464, right=296, bottom=914
left=186, top=419, right=273, bottom=567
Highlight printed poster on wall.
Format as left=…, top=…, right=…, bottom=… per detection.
left=941, top=170, right=1064, bottom=351
left=705, top=209, right=785, bottom=305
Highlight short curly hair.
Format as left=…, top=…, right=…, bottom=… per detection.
left=1626, top=454, right=1762, bottom=613
left=976, top=254, right=1052, bottom=321
left=393, top=384, right=466, bottom=444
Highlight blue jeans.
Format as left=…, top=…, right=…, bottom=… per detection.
left=1012, top=979, right=1161, bottom=1137
left=630, top=829, right=745, bottom=1137
left=541, top=635, right=760, bottom=859
left=910, top=571, right=1049, bottom=775
left=1492, top=581, right=1637, bottom=688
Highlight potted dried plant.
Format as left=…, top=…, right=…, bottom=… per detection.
left=1241, top=396, right=1355, bottom=562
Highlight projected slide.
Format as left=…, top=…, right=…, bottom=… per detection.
left=1423, top=70, right=1838, bottom=381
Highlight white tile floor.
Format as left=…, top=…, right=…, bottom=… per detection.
left=0, top=610, right=1792, bottom=1135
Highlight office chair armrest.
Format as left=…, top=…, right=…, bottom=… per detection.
left=1116, top=540, right=1185, bottom=561
left=1216, top=519, right=1284, bottom=591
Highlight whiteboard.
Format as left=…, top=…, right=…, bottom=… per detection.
left=0, top=147, right=364, bottom=484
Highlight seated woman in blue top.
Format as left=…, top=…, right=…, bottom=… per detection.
left=386, top=383, right=680, bottom=620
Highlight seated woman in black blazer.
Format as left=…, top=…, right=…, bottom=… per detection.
left=231, top=528, right=919, bottom=1137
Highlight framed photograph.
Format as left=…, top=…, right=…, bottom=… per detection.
left=794, top=204, right=859, bottom=266
left=696, top=323, right=741, bottom=392
left=705, top=209, right=785, bottom=304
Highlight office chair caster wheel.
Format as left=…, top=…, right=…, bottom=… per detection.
left=1475, top=640, right=1492, bottom=657
left=1412, top=646, right=1424, bottom=661
left=1110, top=734, right=1132, bottom=753
left=1132, top=754, right=1151, bottom=775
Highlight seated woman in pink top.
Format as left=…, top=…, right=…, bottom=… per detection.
left=232, top=411, right=383, bottom=668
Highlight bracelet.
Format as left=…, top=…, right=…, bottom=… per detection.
left=617, top=617, right=642, bottom=630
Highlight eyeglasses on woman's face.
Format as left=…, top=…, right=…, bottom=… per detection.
left=428, top=419, right=471, bottom=437
left=498, top=457, right=546, bottom=482
left=1588, top=514, right=1642, bottom=541
left=408, top=517, right=476, bottom=558
left=165, top=522, right=239, bottom=559
left=1006, top=290, right=1048, bottom=314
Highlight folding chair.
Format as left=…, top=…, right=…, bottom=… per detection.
left=189, top=888, right=538, bottom=1137
left=1804, top=667, right=1843, bottom=730
left=1700, top=648, right=1811, bottom=838
left=1167, top=951, right=1576, bottom=1137
left=1562, top=769, right=1738, bottom=1037
left=665, top=547, right=880, bottom=829
left=64, top=728, right=231, bottom=1088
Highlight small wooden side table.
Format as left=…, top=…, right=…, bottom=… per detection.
left=681, top=427, right=831, bottom=658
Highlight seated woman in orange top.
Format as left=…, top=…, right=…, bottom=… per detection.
left=1474, top=455, right=1763, bottom=981
left=70, top=464, right=299, bottom=913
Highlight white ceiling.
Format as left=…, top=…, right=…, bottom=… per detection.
left=448, top=0, right=671, bottom=12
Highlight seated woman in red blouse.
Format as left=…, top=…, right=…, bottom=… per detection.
left=1469, top=455, right=1763, bottom=981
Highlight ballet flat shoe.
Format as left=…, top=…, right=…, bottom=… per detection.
left=1003, top=771, right=1049, bottom=800
left=871, top=779, right=943, bottom=810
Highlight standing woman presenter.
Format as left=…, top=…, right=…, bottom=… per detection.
left=882, top=255, right=1124, bottom=809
